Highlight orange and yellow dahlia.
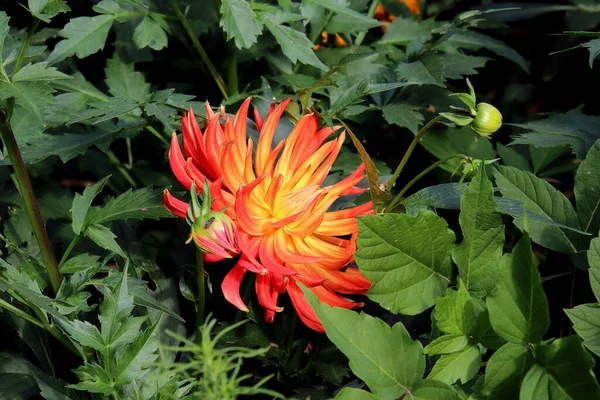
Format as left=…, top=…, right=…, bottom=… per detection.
left=163, top=98, right=373, bottom=332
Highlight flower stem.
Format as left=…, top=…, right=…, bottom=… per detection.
left=195, top=248, right=206, bottom=343
left=169, top=0, right=229, bottom=99
left=386, top=114, right=444, bottom=193
left=226, top=40, right=239, bottom=95
left=57, top=234, right=81, bottom=271
left=385, top=154, right=469, bottom=212
left=354, top=0, right=380, bottom=46
left=0, top=112, right=61, bottom=293
left=0, top=298, right=45, bottom=328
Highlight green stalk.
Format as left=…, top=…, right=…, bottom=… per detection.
left=146, top=126, right=170, bottom=145
left=169, top=0, right=229, bottom=99
left=0, top=298, right=45, bottom=328
left=385, top=154, right=468, bottom=212
left=57, top=234, right=81, bottom=271
left=106, top=150, right=138, bottom=189
left=0, top=113, right=61, bottom=292
left=354, top=0, right=380, bottom=46
left=386, top=114, right=444, bottom=193
left=195, top=248, right=206, bottom=344
left=226, top=40, right=239, bottom=95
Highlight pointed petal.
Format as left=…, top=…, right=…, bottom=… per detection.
left=221, top=263, right=249, bottom=312
left=163, top=189, right=188, bottom=219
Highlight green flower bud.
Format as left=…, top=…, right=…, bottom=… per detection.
left=472, top=103, right=502, bottom=138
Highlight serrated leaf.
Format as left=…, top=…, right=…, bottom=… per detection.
left=381, top=103, right=424, bottom=135
left=28, top=0, right=70, bottom=22
left=86, top=186, right=175, bottom=225
left=303, top=285, right=425, bottom=399
left=493, top=165, right=581, bottom=254
left=12, top=62, right=71, bottom=82
left=0, top=12, right=9, bottom=60
left=114, top=318, right=159, bottom=386
left=381, top=18, right=442, bottom=45
left=71, top=176, right=110, bottom=235
left=583, top=38, right=600, bottom=68
left=143, top=102, right=176, bottom=131
left=424, top=335, right=469, bottom=355
left=427, top=344, right=481, bottom=385
left=220, top=0, right=262, bottom=49
left=263, top=20, right=328, bottom=71
left=395, top=52, right=445, bottom=87
left=70, top=363, right=114, bottom=396
left=575, top=140, right=600, bottom=234
left=48, top=15, right=114, bottom=64
left=104, top=57, right=150, bottom=103
left=84, top=224, right=125, bottom=257
left=409, top=379, right=462, bottom=400
left=486, top=233, right=549, bottom=344
left=565, top=304, right=600, bottom=358
left=61, top=320, right=104, bottom=351
left=441, top=53, right=489, bottom=80
left=497, top=143, right=531, bottom=172
left=133, top=16, right=168, bottom=51
left=510, top=108, right=600, bottom=160
left=356, top=210, right=455, bottom=315
left=588, top=238, right=600, bottom=301
left=480, top=343, right=532, bottom=398
left=335, top=388, right=378, bottom=400
left=433, top=285, right=478, bottom=337
left=306, top=0, right=381, bottom=33
left=452, top=165, right=504, bottom=297
left=520, top=336, right=600, bottom=400
left=328, top=80, right=369, bottom=115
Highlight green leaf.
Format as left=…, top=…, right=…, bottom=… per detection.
left=133, top=16, right=168, bottom=51
left=510, top=108, right=600, bottom=160
left=84, top=223, right=125, bottom=257
left=395, top=52, right=445, bottom=87
left=0, top=352, right=43, bottom=399
left=381, top=103, right=424, bottom=135
left=583, top=38, right=600, bottom=68
left=47, top=15, right=115, bottom=64
left=424, top=335, right=469, bottom=355
left=530, top=145, right=568, bottom=174
left=409, top=379, right=462, bottom=400
left=493, top=165, right=581, bottom=254
left=27, top=0, right=70, bottom=22
left=452, top=165, right=504, bottom=297
left=356, top=210, right=455, bottom=315
left=114, top=318, right=160, bottom=386
left=104, top=57, right=150, bottom=103
left=0, top=12, right=9, bottom=61
left=565, top=304, right=600, bottom=358
left=335, top=388, right=378, bottom=400
left=303, top=285, right=424, bottom=399
left=575, top=140, right=600, bottom=234
left=143, top=102, right=176, bottom=132
left=480, top=343, right=533, bottom=398
left=441, top=53, right=489, bottom=80
left=71, top=176, right=110, bottom=235
left=520, top=336, right=600, bottom=400
left=12, top=62, right=71, bottom=82
left=263, top=20, right=328, bottom=71
left=486, top=234, right=550, bottom=344
left=588, top=237, right=600, bottom=301
left=497, top=143, right=532, bottom=172
left=328, top=80, right=369, bottom=116
left=61, top=320, right=104, bottom=351
left=381, top=18, right=442, bottom=45
left=70, top=363, right=114, bottom=396
left=86, top=186, right=175, bottom=225
left=427, top=344, right=481, bottom=385
left=306, top=0, right=381, bottom=32
left=433, top=285, right=478, bottom=337
left=220, top=0, right=262, bottom=49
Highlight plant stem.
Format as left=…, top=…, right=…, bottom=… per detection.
left=146, top=126, right=169, bottom=145
left=0, top=298, right=45, bottom=328
left=106, top=150, right=138, bottom=189
left=226, top=40, right=239, bottom=95
left=354, top=0, right=380, bottom=46
left=195, top=248, right=206, bottom=343
left=57, top=234, right=81, bottom=271
left=169, top=0, right=229, bottom=99
left=0, top=112, right=61, bottom=292
left=385, top=154, right=469, bottom=212
left=386, top=114, right=444, bottom=193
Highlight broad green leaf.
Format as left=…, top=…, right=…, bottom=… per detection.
left=84, top=224, right=125, bottom=257
left=381, top=18, right=442, bottom=45
left=47, top=15, right=114, bottom=64
left=409, top=380, right=462, bottom=400
left=0, top=352, right=43, bottom=399
left=510, top=108, right=600, bottom=160
left=565, top=304, right=600, bottom=357
left=433, top=285, right=478, bottom=337
left=306, top=0, right=381, bottom=33
left=71, top=176, right=110, bottom=235
left=381, top=103, right=424, bottom=135
left=263, top=20, right=328, bottom=71
left=220, top=0, right=262, bottom=49
left=52, top=71, right=109, bottom=103
left=427, top=344, right=481, bottom=385
left=424, top=335, right=468, bottom=355
left=12, top=62, right=71, bottom=82
left=588, top=237, right=600, bottom=301
left=86, top=186, right=175, bottom=225
left=530, top=145, right=568, bottom=174
left=356, top=211, right=455, bottom=315
left=402, top=183, right=466, bottom=213
left=487, top=234, right=550, bottom=344
left=28, top=0, right=70, bottom=22
left=395, top=53, right=445, bottom=87
left=133, top=16, right=168, bottom=51
left=480, top=343, right=532, bottom=399
left=493, top=165, right=581, bottom=254
left=575, top=140, right=600, bottom=234
left=335, top=388, right=378, bottom=400
left=442, top=53, right=489, bottom=80
left=104, top=57, right=150, bottom=103
left=0, top=12, right=9, bottom=60
left=497, top=143, right=531, bottom=172
left=303, top=286, right=424, bottom=399
left=520, top=336, right=600, bottom=400
left=452, top=165, right=504, bottom=297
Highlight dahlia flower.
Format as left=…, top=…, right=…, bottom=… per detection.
left=163, top=97, right=372, bottom=332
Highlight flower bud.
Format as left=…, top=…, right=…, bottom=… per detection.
left=472, top=103, right=502, bottom=138
left=189, top=211, right=238, bottom=259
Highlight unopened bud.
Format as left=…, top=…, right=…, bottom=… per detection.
left=189, top=211, right=238, bottom=258
left=472, top=103, right=502, bottom=138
